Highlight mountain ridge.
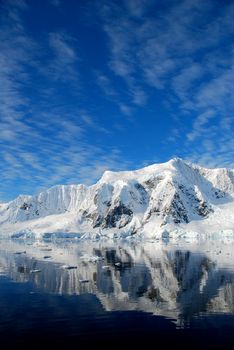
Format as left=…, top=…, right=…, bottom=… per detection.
left=0, top=158, right=234, bottom=239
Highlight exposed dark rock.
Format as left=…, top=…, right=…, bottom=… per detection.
left=134, top=183, right=148, bottom=204
left=84, top=202, right=133, bottom=229
left=144, top=179, right=155, bottom=189
left=103, top=202, right=133, bottom=229
left=214, top=189, right=225, bottom=199
left=144, top=175, right=163, bottom=189
left=18, top=266, right=30, bottom=274
left=131, top=227, right=138, bottom=235
left=83, top=211, right=103, bottom=228
left=147, top=287, right=164, bottom=302
left=93, top=193, right=98, bottom=205
left=163, top=192, right=189, bottom=224
left=197, top=201, right=214, bottom=217
left=20, top=202, right=32, bottom=211
left=144, top=206, right=160, bottom=221
left=93, top=215, right=103, bottom=228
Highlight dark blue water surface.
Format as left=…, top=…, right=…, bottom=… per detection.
left=0, top=238, right=234, bottom=349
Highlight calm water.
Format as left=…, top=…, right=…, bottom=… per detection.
left=0, top=238, right=234, bottom=348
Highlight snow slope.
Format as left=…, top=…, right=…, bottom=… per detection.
left=0, top=158, right=233, bottom=239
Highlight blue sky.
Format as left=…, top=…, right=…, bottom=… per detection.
left=0, top=0, right=234, bottom=201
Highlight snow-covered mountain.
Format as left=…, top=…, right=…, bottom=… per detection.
left=0, top=158, right=234, bottom=239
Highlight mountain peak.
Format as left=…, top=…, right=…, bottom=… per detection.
left=167, top=157, right=193, bottom=168
left=168, top=156, right=184, bottom=163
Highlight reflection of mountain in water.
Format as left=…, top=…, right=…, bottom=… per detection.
left=0, top=240, right=234, bottom=326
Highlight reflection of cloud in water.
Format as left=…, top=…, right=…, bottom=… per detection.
left=0, top=239, right=234, bottom=326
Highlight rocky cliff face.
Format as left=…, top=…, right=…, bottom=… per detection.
left=0, top=158, right=233, bottom=237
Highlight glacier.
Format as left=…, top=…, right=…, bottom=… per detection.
left=0, top=157, right=233, bottom=240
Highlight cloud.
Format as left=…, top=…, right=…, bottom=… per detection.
left=96, top=72, right=117, bottom=97
left=131, top=87, right=147, bottom=106
left=98, top=0, right=234, bottom=168
left=0, top=1, right=130, bottom=201
left=0, top=5, right=34, bottom=120
left=100, top=4, right=148, bottom=108
left=80, top=113, right=110, bottom=134
left=186, top=110, right=215, bottom=141
left=195, top=65, right=234, bottom=111
left=50, top=0, right=61, bottom=7
left=172, top=63, right=204, bottom=102
left=45, top=32, right=79, bottom=82
left=119, top=103, right=133, bottom=116
left=99, top=0, right=234, bottom=95
left=124, top=0, right=151, bottom=18
left=95, top=71, right=142, bottom=115
left=49, top=32, right=76, bottom=63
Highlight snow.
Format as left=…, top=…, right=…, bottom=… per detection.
left=0, top=158, right=233, bottom=241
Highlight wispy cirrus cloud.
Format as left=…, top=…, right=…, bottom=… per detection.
left=98, top=0, right=234, bottom=168
left=186, top=110, right=216, bottom=142
left=124, top=0, right=152, bottom=18
left=50, top=0, right=61, bottom=7
left=0, top=1, right=129, bottom=201
left=98, top=1, right=149, bottom=113
left=96, top=72, right=118, bottom=98
left=47, top=32, right=79, bottom=81
left=95, top=70, right=146, bottom=116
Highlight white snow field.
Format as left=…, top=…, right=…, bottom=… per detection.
left=0, top=158, right=233, bottom=240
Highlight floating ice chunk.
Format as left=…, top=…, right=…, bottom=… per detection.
left=30, top=269, right=41, bottom=273
left=80, top=254, right=104, bottom=262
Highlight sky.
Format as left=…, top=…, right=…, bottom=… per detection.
left=0, top=0, right=234, bottom=201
